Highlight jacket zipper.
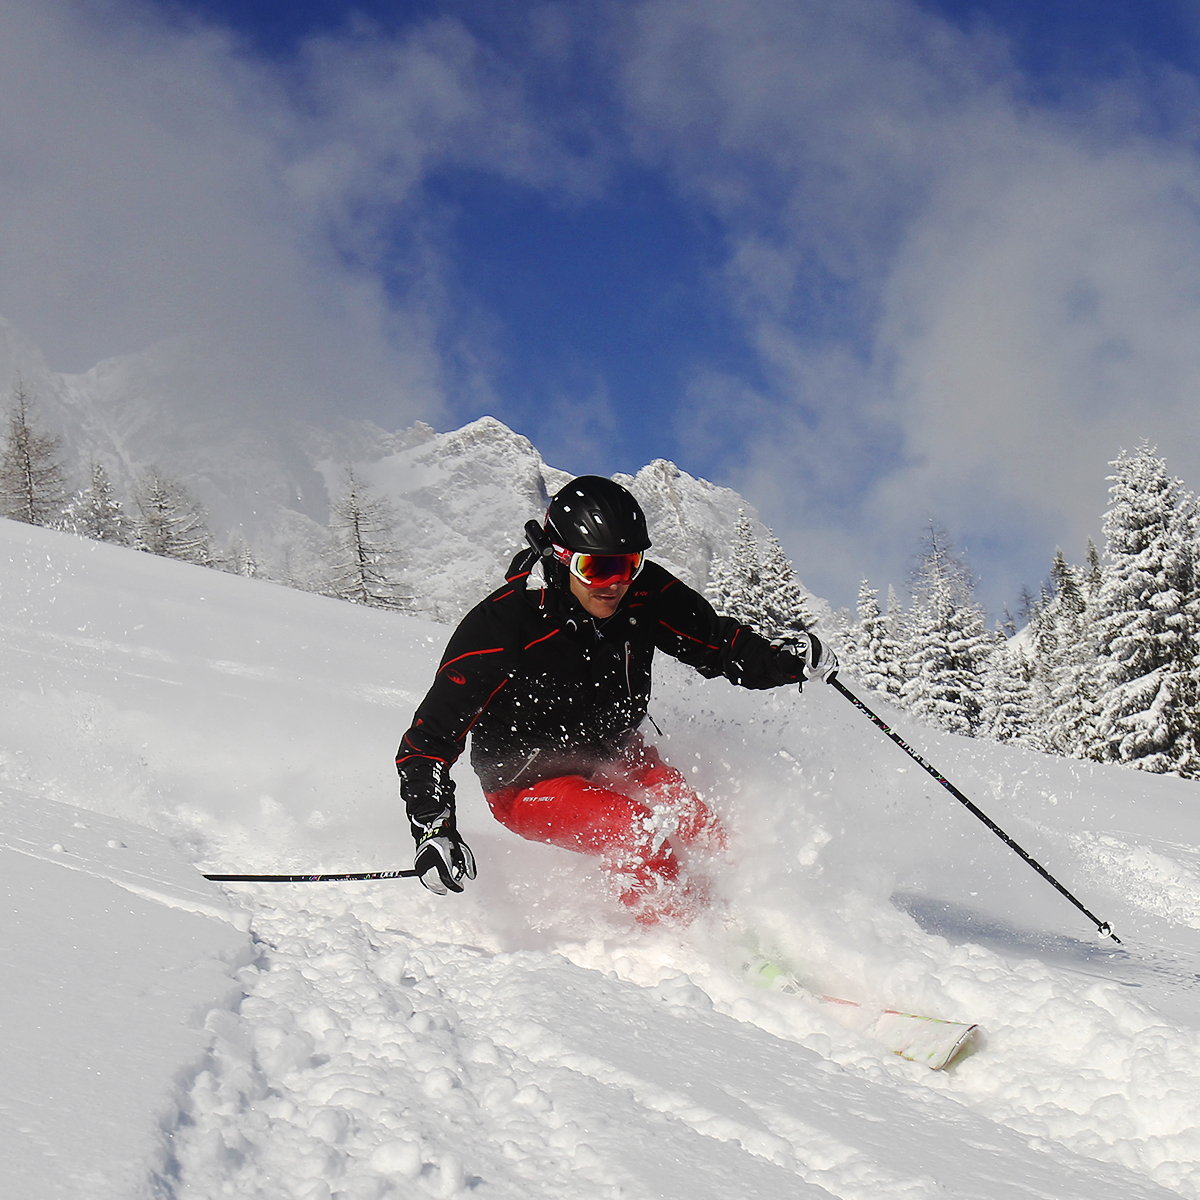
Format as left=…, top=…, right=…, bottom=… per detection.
left=504, top=748, right=542, bottom=787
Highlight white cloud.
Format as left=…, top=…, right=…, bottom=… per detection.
left=878, top=134, right=1200, bottom=530
left=621, top=0, right=1200, bottom=612
left=0, top=0, right=582, bottom=427
left=11, top=0, right=1200, bottom=618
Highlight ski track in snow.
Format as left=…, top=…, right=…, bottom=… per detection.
left=169, top=884, right=1175, bottom=1200
left=5, top=522, right=1200, bottom=1199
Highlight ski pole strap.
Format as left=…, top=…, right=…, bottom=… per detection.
left=203, top=869, right=421, bottom=883
left=829, top=676, right=1120, bottom=945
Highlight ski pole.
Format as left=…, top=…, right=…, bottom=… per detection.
left=828, top=675, right=1120, bottom=944
left=203, top=868, right=420, bottom=883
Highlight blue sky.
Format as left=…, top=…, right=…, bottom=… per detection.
left=5, top=0, right=1200, bottom=615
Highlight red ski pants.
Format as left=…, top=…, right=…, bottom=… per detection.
left=485, top=749, right=724, bottom=900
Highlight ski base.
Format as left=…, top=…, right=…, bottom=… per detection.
left=744, top=956, right=982, bottom=1071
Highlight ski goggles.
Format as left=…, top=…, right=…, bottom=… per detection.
left=551, top=545, right=646, bottom=588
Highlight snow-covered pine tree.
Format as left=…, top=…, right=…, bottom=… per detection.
left=707, top=513, right=817, bottom=639
left=0, top=381, right=70, bottom=527
left=1017, top=584, right=1038, bottom=626
left=1036, top=549, right=1101, bottom=758
left=704, top=532, right=737, bottom=617
left=879, top=585, right=910, bottom=698
left=849, top=580, right=899, bottom=696
left=133, top=467, right=214, bottom=566
left=1021, top=582, right=1055, bottom=740
left=998, top=606, right=1018, bottom=640
left=758, top=531, right=817, bottom=638
left=326, top=468, right=408, bottom=610
left=1091, top=445, right=1199, bottom=777
left=979, top=641, right=1036, bottom=744
left=1084, top=539, right=1102, bottom=599
left=706, top=512, right=768, bottom=630
left=830, top=605, right=861, bottom=674
left=221, top=534, right=260, bottom=578
left=63, top=461, right=130, bottom=544
left=900, top=524, right=993, bottom=736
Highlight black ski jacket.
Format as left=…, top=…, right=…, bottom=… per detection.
left=396, top=552, right=805, bottom=823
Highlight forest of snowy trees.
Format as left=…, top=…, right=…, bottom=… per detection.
left=0, top=383, right=409, bottom=610
left=690, top=447, right=1200, bottom=782
left=705, top=512, right=818, bottom=641
left=0, top=382, right=223, bottom=567
left=3, top=379, right=1196, bottom=781
left=834, top=444, right=1200, bottom=780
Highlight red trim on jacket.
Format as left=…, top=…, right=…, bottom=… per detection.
left=458, top=678, right=509, bottom=741
left=396, top=751, right=450, bottom=767
left=437, top=646, right=505, bottom=675
left=658, top=619, right=719, bottom=651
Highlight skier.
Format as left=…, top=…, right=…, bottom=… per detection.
left=396, top=475, right=838, bottom=918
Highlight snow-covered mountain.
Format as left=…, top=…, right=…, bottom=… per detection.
left=0, top=317, right=797, bottom=621
left=4, top=515, right=1200, bottom=1200
left=340, top=419, right=778, bottom=621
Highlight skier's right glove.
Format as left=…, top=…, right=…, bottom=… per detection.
left=410, top=808, right=477, bottom=895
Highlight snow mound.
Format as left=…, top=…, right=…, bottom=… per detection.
left=0, top=784, right=249, bottom=928
left=0, top=788, right=251, bottom=1199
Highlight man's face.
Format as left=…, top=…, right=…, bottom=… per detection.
left=569, top=573, right=630, bottom=619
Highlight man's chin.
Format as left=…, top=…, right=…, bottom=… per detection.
left=587, top=593, right=621, bottom=614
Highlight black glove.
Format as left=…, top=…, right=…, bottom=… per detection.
left=774, top=631, right=838, bottom=687
left=398, top=762, right=477, bottom=894
left=411, top=807, right=477, bottom=895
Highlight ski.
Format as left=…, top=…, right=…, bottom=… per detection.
left=743, top=955, right=982, bottom=1071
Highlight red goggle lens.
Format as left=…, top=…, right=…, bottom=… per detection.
left=553, top=547, right=645, bottom=587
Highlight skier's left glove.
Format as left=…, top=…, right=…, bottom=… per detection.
left=410, top=808, right=477, bottom=895
left=775, top=631, right=838, bottom=686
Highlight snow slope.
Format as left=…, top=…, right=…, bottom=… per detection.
left=0, top=789, right=250, bottom=1199
left=3, top=517, right=1200, bottom=1198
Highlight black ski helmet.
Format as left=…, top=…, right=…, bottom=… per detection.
left=544, top=476, right=651, bottom=554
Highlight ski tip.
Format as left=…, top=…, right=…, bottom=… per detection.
left=869, top=1009, right=985, bottom=1071
left=930, top=1021, right=983, bottom=1071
